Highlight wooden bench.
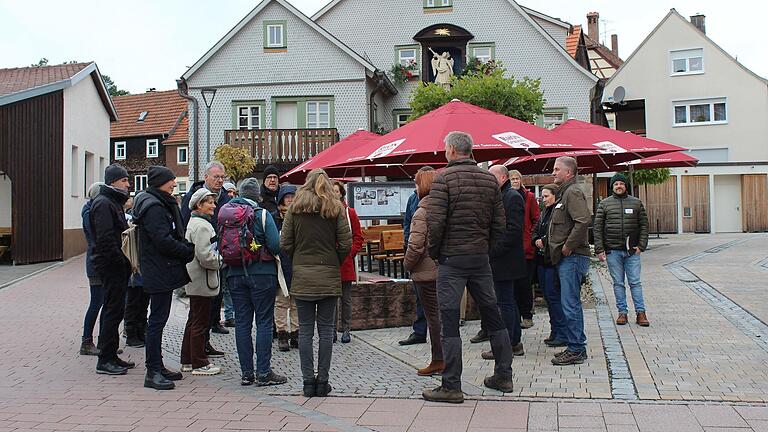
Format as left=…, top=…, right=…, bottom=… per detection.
left=360, top=224, right=402, bottom=272
left=373, top=230, right=406, bottom=278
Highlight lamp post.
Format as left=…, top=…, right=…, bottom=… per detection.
left=201, top=88, right=217, bottom=166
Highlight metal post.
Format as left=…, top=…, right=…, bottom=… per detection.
left=205, top=105, right=211, bottom=165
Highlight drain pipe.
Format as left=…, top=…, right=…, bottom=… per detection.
left=176, top=78, right=200, bottom=182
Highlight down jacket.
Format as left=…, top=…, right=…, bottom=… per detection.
left=547, top=177, right=591, bottom=265
left=426, top=158, right=505, bottom=260
left=490, top=180, right=527, bottom=281
left=184, top=215, right=221, bottom=297
left=593, top=192, right=649, bottom=254
left=404, top=197, right=438, bottom=282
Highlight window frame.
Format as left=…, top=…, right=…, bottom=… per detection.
left=424, top=0, right=452, bottom=8
left=672, top=98, right=728, bottom=127
left=468, top=43, right=496, bottom=63
left=134, top=175, right=148, bottom=192
left=114, top=141, right=126, bottom=160
left=306, top=100, right=331, bottom=129
left=233, top=101, right=266, bottom=130
left=177, top=146, right=189, bottom=165
left=393, top=110, right=412, bottom=128
left=395, top=45, right=420, bottom=75
left=146, top=138, right=159, bottom=158
left=536, top=107, right=568, bottom=130
left=670, top=48, right=704, bottom=76
left=263, top=20, right=287, bottom=49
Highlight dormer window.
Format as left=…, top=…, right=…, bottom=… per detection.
left=137, top=111, right=149, bottom=122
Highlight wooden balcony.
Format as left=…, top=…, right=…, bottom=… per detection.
left=224, top=128, right=339, bottom=166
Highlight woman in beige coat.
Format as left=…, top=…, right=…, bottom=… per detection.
left=181, top=189, right=222, bottom=376
left=404, top=168, right=443, bottom=376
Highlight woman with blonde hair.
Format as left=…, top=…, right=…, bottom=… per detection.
left=403, top=167, right=444, bottom=376
left=280, top=169, right=352, bottom=397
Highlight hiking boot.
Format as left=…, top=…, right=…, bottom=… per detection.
left=484, top=374, right=515, bottom=393
left=422, top=386, right=464, bottom=404
left=241, top=373, right=255, bottom=386
left=512, top=343, right=525, bottom=356
left=616, top=313, right=628, bottom=325
left=470, top=329, right=489, bottom=343
left=481, top=350, right=494, bottom=360
left=636, top=312, right=650, bottom=327
left=341, top=331, right=351, bottom=343
left=211, top=323, right=229, bottom=334
left=521, top=318, right=534, bottom=329
left=551, top=350, right=587, bottom=366
left=398, top=332, right=426, bottom=346
left=554, top=349, right=570, bottom=359
left=223, top=318, right=236, bottom=328
left=144, top=370, right=175, bottom=390
left=289, top=331, right=299, bottom=348
left=205, top=343, right=225, bottom=358
left=79, top=339, right=100, bottom=356
left=257, top=371, right=287, bottom=386
left=192, top=364, right=221, bottom=376
left=303, top=377, right=316, bottom=397
left=316, top=380, right=333, bottom=397
left=277, top=331, right=290, bottom=352
left=114, top=356, right=135, bottom=369
left=417, top=360, right=444, bottom=376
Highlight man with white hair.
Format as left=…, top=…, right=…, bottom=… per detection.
left=548, top=156, right=591, bottom=366
left=424, top=131, right=515, bottom=403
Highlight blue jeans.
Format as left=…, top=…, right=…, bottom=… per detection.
left=557, top=254, right=589, bottom=353
left=539, top=265, right=566, bottom=342
left=82, top=284, right=104, bottom=341
left=223, top=285, right=235, bottom=321
left=494, top=279, right=521, bottom=346
left=228, top=274, right=277, bottom=376
left=606, top=250, right=645, bottom=314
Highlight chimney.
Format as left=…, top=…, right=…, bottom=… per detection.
left=690, top=14, right=706, bottom=34
left=611, top=34, right=619, bottom=57
left=587, top=12, right=599, bottom=40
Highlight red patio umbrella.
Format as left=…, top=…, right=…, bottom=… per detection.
left=578, top=151, right=699, bottom=174
left=322, top=100, right=585, bottom=169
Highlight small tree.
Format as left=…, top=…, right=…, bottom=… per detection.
left=623, top=167, right=671, bottom=197
left=102, top=74, right=130, bottom=97
left=213, top=144, right=256, bottom=182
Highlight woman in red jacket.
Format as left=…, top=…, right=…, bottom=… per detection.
left=332, top=181, right=364, bottom=343
left=510, top=170, right=541, bottom=329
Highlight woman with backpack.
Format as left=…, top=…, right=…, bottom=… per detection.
left=281, top=169, right=352, bottom=397
left=222, top=178, right=287, bottom=387
left=180, top=188, right=223, bottom=376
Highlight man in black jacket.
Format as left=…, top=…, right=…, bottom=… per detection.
left=259, top=165, right=281, bottom=214
left=424, top=131, right=515, bottom=403
left=90, top=164, right=134, bottom=375
left=133, top=166, right=195, bottom=390
left=484, top=165, right=526, bottom=360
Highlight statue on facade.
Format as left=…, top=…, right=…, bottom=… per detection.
left=429, top=48, right=454, bottom=90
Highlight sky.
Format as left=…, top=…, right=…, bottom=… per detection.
left=1, top=0, right=765, bottom=94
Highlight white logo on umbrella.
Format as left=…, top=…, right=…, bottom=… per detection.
left=366, top=138, right=406, bottom=160
left=592, top=141, right=627, bottom=154
left=492, top=132, right=541, bottom=149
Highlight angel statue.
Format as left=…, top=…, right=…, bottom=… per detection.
left=429, top=47, right=454, bottom=90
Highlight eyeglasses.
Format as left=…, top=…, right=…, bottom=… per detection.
left=210, top=175, right=226, bottom=180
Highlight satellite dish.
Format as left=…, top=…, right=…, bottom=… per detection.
left=613, top=86, right=626, bottom=104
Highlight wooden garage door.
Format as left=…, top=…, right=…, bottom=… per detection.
left=682, top=175, right=710, bottom=233
left=639, top=176, right=677, bottom=233
left=742, top=174, right=768, bottom=232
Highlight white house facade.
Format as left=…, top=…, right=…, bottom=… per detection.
left=602, top=9, right=768, bottom=233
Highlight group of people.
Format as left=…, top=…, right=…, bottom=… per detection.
left=79, top=129, right=650, bottom=403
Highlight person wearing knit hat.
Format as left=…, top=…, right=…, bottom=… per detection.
left=147, top=166, right=176, bottom=189
left=238, top=177, right=261, bottom=203
left=260, top=165, right=280, bottom=214
left=105, top=164, right=129, bottom=186
left=594, top=171, right=650, bottom=328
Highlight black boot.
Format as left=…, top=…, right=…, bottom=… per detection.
left=96, top=360, right=127, bottom=375
left=303, top=377, right=316, bottom=397
left=144, top=369, right=175, bottom=390
left=277, top=331, right=290, bottom=352
left=79, top=338, right=100, bottom=356
left=125, top=327, right=144, bottom=348
left=315, top=380, right=332, bottom=397
left=289, top=331, right=299, bottom=348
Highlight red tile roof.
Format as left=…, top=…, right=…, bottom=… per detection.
left=111, top=90, right=188, bottom=139
left=163, top=115, right=188, bottom=145
left=0, top=62, right=91, bottom=97
left=566, top=25, right=582, bottom=59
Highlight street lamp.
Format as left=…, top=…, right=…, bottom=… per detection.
left=201, top=88, right=217, bottom=166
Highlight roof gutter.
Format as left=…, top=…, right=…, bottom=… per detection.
left=176, top=78, right=199, bottom=182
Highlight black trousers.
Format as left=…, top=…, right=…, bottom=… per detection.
left=145, top=291, right=173, bottom=372
left=124, top=285, right=149, bottom=337
left=97, top=269, right=129, bottom=363
left=514, top=261, right=535, bottom=320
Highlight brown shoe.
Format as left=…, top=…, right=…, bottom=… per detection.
left=616, top=313, right=628, bottom=325
left=636, top=312, right=650, bottom=327
left=481, top=350, right=494, bottom=360
left=417, top=360, right=444, bottom=376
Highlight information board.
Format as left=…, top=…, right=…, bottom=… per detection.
left=347, top=182, right=416, bottom=219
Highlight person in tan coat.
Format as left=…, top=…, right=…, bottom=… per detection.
left=181, top=188, right=222, bottom=376
left=404, top=168, right=443, bottom=377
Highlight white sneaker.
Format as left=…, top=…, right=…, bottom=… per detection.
left=192, top=364, right=222, bottom=376
left=181, top=364, right=192, bottom=372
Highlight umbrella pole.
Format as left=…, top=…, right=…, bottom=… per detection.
left=628, top=164, right=635, bottom=196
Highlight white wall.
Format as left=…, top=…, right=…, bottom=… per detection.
left=0, top=174, right=11, bottom=227
left=63, top=77, right=111, bottom=230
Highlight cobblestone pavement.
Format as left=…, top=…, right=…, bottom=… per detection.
left=1, top=234, right=768, bottom=431
left=0, top=261, right=58, bottom=289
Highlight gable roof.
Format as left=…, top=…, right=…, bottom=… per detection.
left=566, top=25, right=582, bottom=58
left=111, top=90, right=188, bottom=139
left=607, top=9, right=767, bottom=88
left=0, top=62, right=117, bottom=120
left=584, top=33, right=623, bottom=69
left=182, top=0, right=378, bottom=80
left=519, top=5, right=571, bottom=30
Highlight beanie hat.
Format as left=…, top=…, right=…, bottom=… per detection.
left=238, top=177, right=261, bottom=201
left=610, top=173, right=630, bottom=188
left=188, top=188, right=216, bottom=210
left=104, top=164, right=129, bottom=185
left=263, top=165, right=280, bottom=181
left=147, top=166, right=176, bottom=188
left=222, top=182, right=236, bottom=192
left=87, top=182, right=106, bottom=200
left=278, top=184, right=297, bottom=205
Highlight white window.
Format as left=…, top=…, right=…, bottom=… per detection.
left=473, top=47, right=492, bottom=63
left=542, top=112, right=566, bottom=130
left=307, top=101, right=330, bottom=128
left=670, top=48, right=704, bottom=75
left=134, top=175, right=148, bottom=192
left=237, top=105, right=261, bottom=130
left=146, top=139, right=159, bottom=158
left=177, top=146, right=188, bottom=165
left=267, top=24, right=284, bottom=47
left=177, top=181, right=188, bottom=194
left=395, top=112, right=411, bottom=128
left=426, top=0, right=435, bottom=6
left=114, top=141, right=126, bottom=160
left=673, top=98, right=727, bottom=126
left=397, top=48, right=418, bottom=75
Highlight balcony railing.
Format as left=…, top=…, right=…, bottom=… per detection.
left=224, top=128, right=339, bottom=165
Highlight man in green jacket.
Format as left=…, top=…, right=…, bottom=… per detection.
left=594, top=173, right=650, bottom=327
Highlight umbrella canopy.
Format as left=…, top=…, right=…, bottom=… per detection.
left=323, top=100, right=586, bottom=168
left=578, top=151, right=699, bottom=175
